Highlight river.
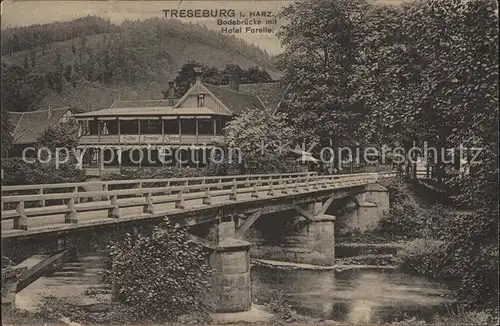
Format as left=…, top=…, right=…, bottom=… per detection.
left=251, top=266, right=454, bottom=324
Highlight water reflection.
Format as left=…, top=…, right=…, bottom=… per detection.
left=251, top=266, right=454, bottom=323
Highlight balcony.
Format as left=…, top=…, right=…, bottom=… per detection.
left=78, top=134, right=226, bottom=146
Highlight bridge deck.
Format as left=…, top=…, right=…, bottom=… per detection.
left=1, top=173, right=391, bottom=238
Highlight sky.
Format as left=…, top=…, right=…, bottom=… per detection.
left=1, top=0, right=402, bottom=55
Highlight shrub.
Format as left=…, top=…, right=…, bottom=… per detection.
left=396, top=239, right=448, bottom=280
left=102, top=166, right=208, bottom=181
left=1, top=157, right=85, bottom=186
left=205, top=152, right=301, bottom=175
left=109, top=219, right=213, bottom=321
left=377, top=201, right=421, bottom=239
left=431, top=306, right=499, bottom=325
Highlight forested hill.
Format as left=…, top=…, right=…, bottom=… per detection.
left=1, top=16, right=281, bottom=113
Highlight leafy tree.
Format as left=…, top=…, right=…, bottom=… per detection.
left=225, top=106, right=298, bottom=173
left=109, top=219, right=213, bottom=321
left=1, top=107, right=14, bottom=158
left=63, top=64, right=73, bottom=82
left=53, top=51, right=64, bottom=93
left=37, top=119, right=80, bottom=150
left=355, top=0, right=497, bottom=308
left=1, top=65, right=42, bottom=112
left=278, top=0, right=498, bottom=309
left=31, top=51, right=36, bottom=68
left=174, top=61, right=273, bottom=96
left=277, top=0, right=370, bottom=149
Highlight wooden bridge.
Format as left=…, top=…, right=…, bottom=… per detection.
left=1, top=172, right=394, bottom=239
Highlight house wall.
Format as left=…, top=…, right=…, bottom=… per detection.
left=178, top=93, right=227, bottom=113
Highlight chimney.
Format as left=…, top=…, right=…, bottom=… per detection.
left=48, top=105, right=52, bottom=118
left=229, top=71, right=239, bottom=91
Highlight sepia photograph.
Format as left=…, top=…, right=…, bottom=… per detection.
left=1, top=0, right=498, bottom=325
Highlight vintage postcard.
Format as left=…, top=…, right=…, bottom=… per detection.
left=1, top=0, right=498, bottom=325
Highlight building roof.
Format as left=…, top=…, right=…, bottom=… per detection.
left=74, top=81, right=282, bottom=119
left=9, top=108, right=72, bottom=145
left=109, top=100, right=172, bottom=109
left=202, top=83, right=266, bottom=114
left=75, top=106, right=230, bottom=117
left=76, top=98, right=233, bottom=118
left=221, top=82, right=284, bottom=112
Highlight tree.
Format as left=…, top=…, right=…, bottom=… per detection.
left=277, top=0, right=370, bottom=149
left=63, top=64, right=73, bottom=82
left=174, top=61, right=207, bottom=96
left=1, top=65, right=42, bottom=112
left=109, top=219, right=213, bottom=321
left=277, top=0, right=498, bottom=308
left=37, top=119, right=80, bottom=150
left=348, top=0, right=498, bottom=308
left=1, top=107, right=14, bottom=158
left=53, top=51, right=64, bottom=93
left=31, top=50, right=36, bottom=67
left=225, top=106, right=299, bottom=173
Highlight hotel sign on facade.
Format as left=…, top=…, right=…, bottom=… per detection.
left=119, top=135, right=182, bottom=143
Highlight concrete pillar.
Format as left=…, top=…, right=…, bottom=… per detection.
left=340, top=183, right=390, bottom=233
left=286, top=211, right=336, bottom=266
left=213, top=219, right=252, bottom=313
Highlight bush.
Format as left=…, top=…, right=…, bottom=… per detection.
left=431, top=307, right=499, bottom=325
left=102, top=166, right=208, bottom=181
left=205, top=152, right=301, bottom=175
left=396, top=239, right=448, bottom=280
left=242, top=153, right=301, bottom=174
left=109, top=219, right=213, bottom=321
left=1, top=157, right=85, bottom=186
left=377, top=201, right=421, bottom=239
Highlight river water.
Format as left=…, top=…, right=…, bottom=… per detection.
left=251, top=266, right=454, bottom=324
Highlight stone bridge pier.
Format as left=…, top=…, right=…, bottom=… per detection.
left=339, top=184, right=390, bottom=233
left=211, top=218, right=252, bottom=313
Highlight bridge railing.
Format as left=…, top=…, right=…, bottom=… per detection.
left=1, top=172, right=318, bottom=198
left=1, top=173, right=378, bottom=232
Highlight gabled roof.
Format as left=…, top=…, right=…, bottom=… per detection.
left=222, top=82, right=284, bottom=112
left=75, top=106, right=229, bottom=117
left=109, top=100, right=172, bottom=109
left=202, top=83, right=266, bottom=114
left=76, top=98, right=232, bottom=117
left=9, top=108, right=72, bottom=145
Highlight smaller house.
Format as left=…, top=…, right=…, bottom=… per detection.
left=8, top=107, right=74, bottom=157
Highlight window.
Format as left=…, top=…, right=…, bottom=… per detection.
left=198, top=118, right=213, bottom=135
left=180, top=119, right=196, bottom=135
left=197, top=94, right=205, bottom=107
left=163, top=118, right=179, bottom=134
left=99, top=121, right=109, bottom=135
left=106, top=120, right=118, bottom=135
left=140, top=119, right=162, bottom=134
left=89, top=120, right=98, bottom=135
left=120, top=120, right=139, bottom=135
left=80, top=121, right=90, bottom=136
left=216, top=118, right=226, bottom=135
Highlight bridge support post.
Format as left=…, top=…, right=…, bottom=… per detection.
left=341, top=183, right=389, bottom=233
left=212, top=217, right=252, bottom=313
left=292, top=202, right=336, bottom=266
